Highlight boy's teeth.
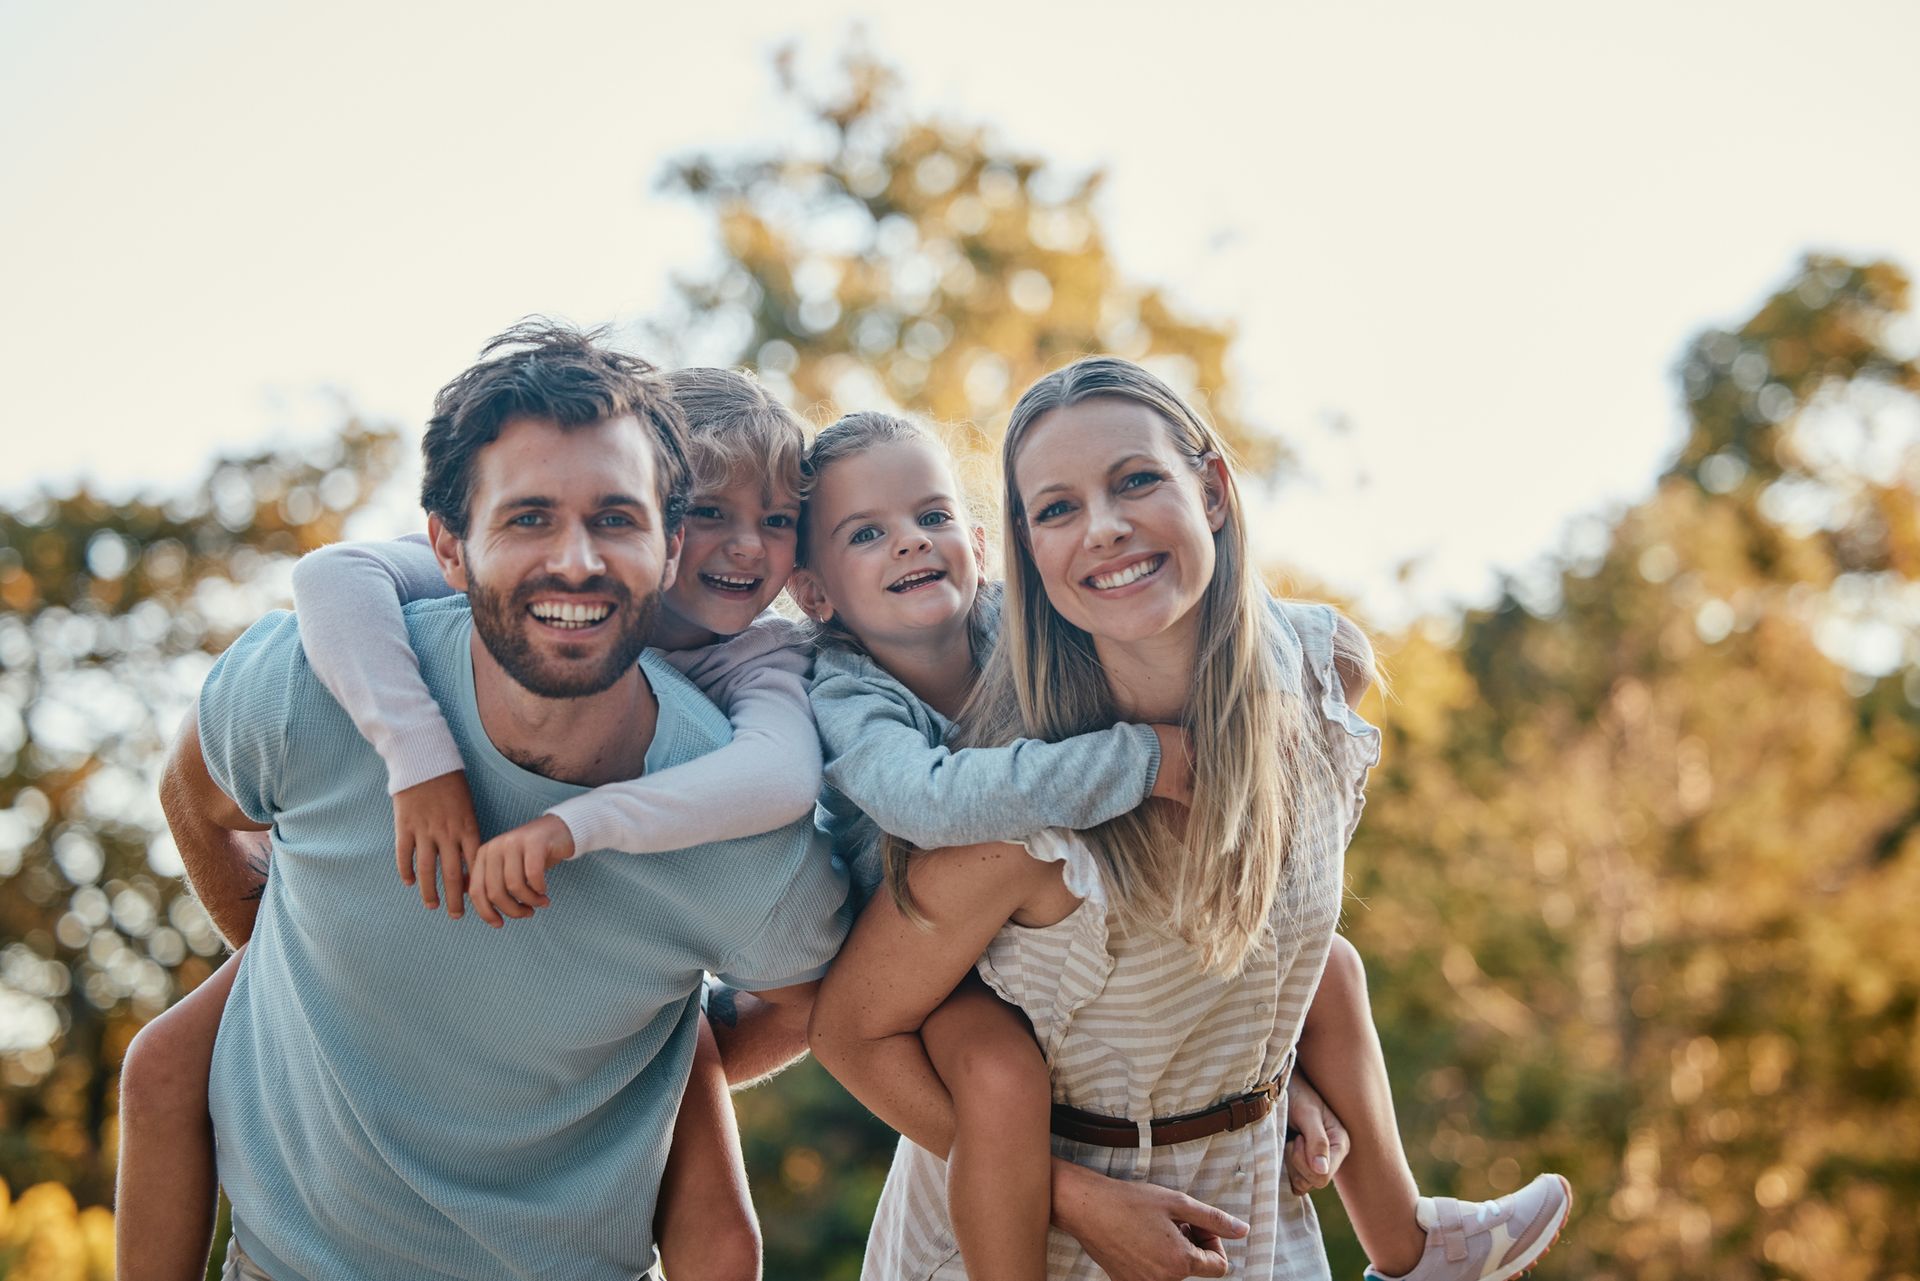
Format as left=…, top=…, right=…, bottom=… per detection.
left=1090, top=557, right=1163, bottom=590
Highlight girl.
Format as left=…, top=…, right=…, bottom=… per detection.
left=805, top=362, right=1571, bottom=1281
left=116, top=367, right=817, bottom=1281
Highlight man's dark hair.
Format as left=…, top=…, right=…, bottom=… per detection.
left=420, top=319, right=692, bottom=537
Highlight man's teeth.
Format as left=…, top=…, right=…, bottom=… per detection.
left=529, top=601, right=612, bottom=628
left=1089, top=557, right=1164, bottom=591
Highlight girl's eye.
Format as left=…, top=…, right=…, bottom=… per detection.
left=849, top=525, right=882, bottom=545
left=917, top=510, right=953, bottom=528
left=1032, top=500, right=1072, bottom=523
left=764, top=513, right=797, bottom=530
left=1121, top=471, right=1165, bottom=492
left=687, top=505, right=723, bottom=521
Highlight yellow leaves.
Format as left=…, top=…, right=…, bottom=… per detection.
left=0, top=1179, right=113, bottom=1281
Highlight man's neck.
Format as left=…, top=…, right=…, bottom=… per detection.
left=470, top=632, right=657, bottom=786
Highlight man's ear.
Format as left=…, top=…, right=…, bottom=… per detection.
left=1199, top=453, right=1231, bottom=534
left=426, top=514, right=470, bottom=591
left=786, top=567, right=834, bottom=623
left=660, top=527, right=684, bottom=596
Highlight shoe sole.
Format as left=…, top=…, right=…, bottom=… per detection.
left=1483, top=1175, right=1573, bottom=1281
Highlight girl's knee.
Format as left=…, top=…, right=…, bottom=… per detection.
left=120, top=1008, right=214, bottom=1120
left=948, top=1039, right=1050, bottom=1119
left=1322, top=933, right=1367, bottom=1000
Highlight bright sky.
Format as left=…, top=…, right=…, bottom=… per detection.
left=4, top=0, right=1917, bottom=625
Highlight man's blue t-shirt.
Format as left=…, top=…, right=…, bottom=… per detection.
left=198, top=597, right=850, bottom=1280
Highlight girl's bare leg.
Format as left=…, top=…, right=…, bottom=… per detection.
left=116, top=948, right=244, bottom=1281
left=654, top=1015, right=761, bottom=1281
left=1297, top=935, right=1425, bottom=1277
left=923, top=973, right=1051, bottom=1281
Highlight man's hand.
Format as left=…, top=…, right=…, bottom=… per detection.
left=1147, top=724, right=1193, bottom=807
left=392, top=771, right=480, bottom=919
left=1051, top=1158, right=1248, bottom=1281
left=466, top=814, right=575, bottom=928
left=1284, top=1071, right=1350, bottom=1196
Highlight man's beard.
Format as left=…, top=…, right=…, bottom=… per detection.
left=468, top=570, right=660, bottom=699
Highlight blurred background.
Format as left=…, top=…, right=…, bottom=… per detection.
left=2, top=2, right=1917, bottom=1278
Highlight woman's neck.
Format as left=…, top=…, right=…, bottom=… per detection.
left=866, top=622, right=977, bottom=720
left=1094, top=612, right=1201, bottom=724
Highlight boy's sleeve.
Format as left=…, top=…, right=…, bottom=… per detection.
left=713, top=827, right=852, bottom=992
left=289, top=534, right=463, bottom=794
left=813, top=668, right=1163, bottom=849
left=197, top=612, right=306, bottom=825
left=547, top=659, right=822, bottom=854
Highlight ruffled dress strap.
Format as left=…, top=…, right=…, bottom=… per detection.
left=1271, top=598, right=1383, bottom=842
left=974, top=828, right=1116, bottom=1065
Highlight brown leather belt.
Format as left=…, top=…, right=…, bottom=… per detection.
left=1050, top=1077, right=1283, bottom=1148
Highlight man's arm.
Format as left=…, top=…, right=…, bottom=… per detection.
left=159, top=706, right=271, bottom=948
left=704, top=980, right=816, bottom=1089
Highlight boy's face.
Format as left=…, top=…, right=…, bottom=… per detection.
left=658, top=473, right=801, bottom=641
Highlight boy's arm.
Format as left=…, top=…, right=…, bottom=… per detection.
left=545, top=659, right=821, bottom=854
left=704, top=980, right=817, bottom=1088
left=815, top=673, right=1176, bottom=850
left=289, top=534, right=463, bottom=794
left=160, top=707, right=271, bottom=948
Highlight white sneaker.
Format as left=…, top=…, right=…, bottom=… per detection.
left=1361, top=1174, right=1572, bottom=1281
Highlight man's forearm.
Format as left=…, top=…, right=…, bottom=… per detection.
left=705, top=982, right=815, bottom=1088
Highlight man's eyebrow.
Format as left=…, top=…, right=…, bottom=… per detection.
left=596, top=492, right=645, bottom=508
left=500, top=496, right=556, bottom=510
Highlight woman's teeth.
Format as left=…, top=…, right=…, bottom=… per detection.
left=888, top=570, right=946, bottom=593
left=529, top=601, right=612, bottom=628
left=1088, top=556, right=1166, bottom=591
left=700, top=573, right=760, bottom=595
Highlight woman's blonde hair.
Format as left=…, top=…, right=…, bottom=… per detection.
left=940, top=356, right=1347, bottom=975
left=664, top=366, right=810, bottom=505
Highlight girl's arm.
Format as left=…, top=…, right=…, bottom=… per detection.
left=813, top=671, right=1186, bottom=851
left=809, top=843, right=1245, bottom=1281
left=289, top=534, right=462, bottom=792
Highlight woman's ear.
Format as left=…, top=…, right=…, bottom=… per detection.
left=786, top=567, right=834, bottom=623
left=1199, top=453, right=1231, bottom=533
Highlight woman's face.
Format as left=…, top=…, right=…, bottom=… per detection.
left=794, top=439, right=985, bottom=651
left=1012, top=396, right=1228, bottom=649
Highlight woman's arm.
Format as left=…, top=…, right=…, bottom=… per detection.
left=290, top=534, right=462, bottom=793
left=814, top=674, right=1188, bottom=851
left=809, top=843, right=1243, bottom=1280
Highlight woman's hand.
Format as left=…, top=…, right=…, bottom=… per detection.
left=1051, top=1158, right=1248, bottom=1281
left=1284, top=1071, right=1350, bottom=1196
left=391, top=770, right=479, bottom=919
left=466, top=815, right=576, bottom=928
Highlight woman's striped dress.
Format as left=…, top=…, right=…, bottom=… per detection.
left=860, top=601, right=1380, bottom=1281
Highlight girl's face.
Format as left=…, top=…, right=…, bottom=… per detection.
left=793, top=440, right=986, bottom=651
left=1012, top=396, right=1228, bottom=648
left=660, top=474, right=801, bottom=639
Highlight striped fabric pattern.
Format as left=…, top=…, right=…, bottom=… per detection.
left=862, top=601, right=1381, bottom=1281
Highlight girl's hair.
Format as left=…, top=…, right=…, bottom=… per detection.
left=798, top=410, right=997, bottom=657
left=943, top=356, right=1364, bottom=976
left=664, top=366, right=810, bottom=504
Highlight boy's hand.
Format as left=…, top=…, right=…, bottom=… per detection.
left=1147, top=724, right=1193, bottom=807
left=1284, top=1072, right=1350, bottom=1196
left=468, top=815, right=576, bottom=928
left=392, top=771, right=479, bottom=919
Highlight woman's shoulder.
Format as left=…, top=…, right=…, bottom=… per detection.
left=1265, top=597, right=1373, bottom=709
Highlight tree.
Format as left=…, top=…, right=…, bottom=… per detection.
left=0, top=422, right=400, bottom=1206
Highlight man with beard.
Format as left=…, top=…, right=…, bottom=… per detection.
left=160, top=323, right=850, bottom=1279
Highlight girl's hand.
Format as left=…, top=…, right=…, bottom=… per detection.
left=392, top=771, right=479, bottom=919
left=1284, top=1071, right=1350, bottom=1195
left=467, top=815, right=576, bottom=928
left=1147, top=724, right=1194, bottom=807
left=1052, top=1158, right=1247, bottom=1281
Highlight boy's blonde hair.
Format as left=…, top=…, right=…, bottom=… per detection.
left=946, top=356, right=1369, bottom=976
left=664, top=367, right=810, bottom=504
